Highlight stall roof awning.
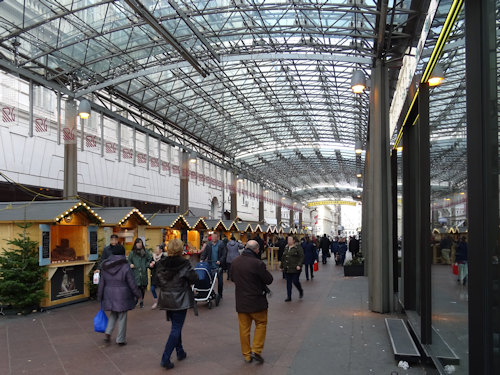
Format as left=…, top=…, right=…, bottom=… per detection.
left=148, top=213, right=189, bottom=229
left=221, top=220, right=238, bottom=232
left=0, top=200, right=103, bottom=224
left=204, top=219, right=224, bottom=231
left=184, top=216, right=209, bottom=231
left=93, top=207, right=150, bottom=226
left=236, top=222, right=254, bottom=232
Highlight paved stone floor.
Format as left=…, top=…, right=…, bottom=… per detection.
left=0, top=260, right=438, bottom=375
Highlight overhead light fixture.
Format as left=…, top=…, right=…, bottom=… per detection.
left=78, top=99, right=91, bottom=119
left=355, top=140, right=363, bottom=154
left=396, top=146, right=403, bottom=152
left=281, top=197, right=286, bottom=200
left=236, top=174, right=244, bottom=182
left=351, top=70, right=366, bottom=94
left=356, top=172, right=362, bottom=178
left=428, top=64, right=444, bottom=87
left=188, top=151, right=197, bottom=163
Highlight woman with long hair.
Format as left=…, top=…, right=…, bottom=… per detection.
left=128, top=238, right=152, bottom=308
left=157, top=238, right=198, bottom=370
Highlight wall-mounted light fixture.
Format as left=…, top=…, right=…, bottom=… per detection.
left=351, top=70, right=366, bottom=94
left=428, top=64, right=445, bottom=87
left=355, top=140, right=363, bottom=154
left=78, top=99, right=91, bottom=119
left=189, top=151, right=197, bottom=163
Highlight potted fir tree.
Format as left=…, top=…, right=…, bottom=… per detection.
left=0, top=224, right=47, bottom=314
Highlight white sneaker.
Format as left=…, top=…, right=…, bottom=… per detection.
left=151, top=302, right=158, bottom=309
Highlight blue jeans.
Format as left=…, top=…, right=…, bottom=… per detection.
left=151, top=284, right=157, bottom=299
left=285, top=272, right=303, bottom=299
left=161, top=310, right=187, bottom=366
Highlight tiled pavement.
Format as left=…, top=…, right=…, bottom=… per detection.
left=0, top=261, right=437, bottom=375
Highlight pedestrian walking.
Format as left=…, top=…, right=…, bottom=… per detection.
left=128, top=238, right=152, bottom=308
left=280, top=236, right=304, bottom=302
left=98, top=245, right=142, bottom=345
left=157, top=238, right=198, bottom=370
left=231, top=240, right=273, bottom=364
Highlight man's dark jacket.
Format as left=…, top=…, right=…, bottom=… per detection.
left=201, top=240, right=228, bottom=268
left=231, top=249, right=273, bottom=313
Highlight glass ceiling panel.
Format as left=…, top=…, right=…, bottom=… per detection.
left=0, top=0, right=418, bottom=198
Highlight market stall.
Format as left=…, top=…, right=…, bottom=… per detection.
left=93, top=207, right=150, bottom=254
left=146, top=213, right=190, bottom=250
left=0, top=200, right=104, bottom=308
left=236, top=221, right=254, bottom=243
left=221, top=220, right=239, bottom=240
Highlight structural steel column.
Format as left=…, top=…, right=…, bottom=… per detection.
left=63, top=99, right=77, bottom=199
left=289, top=209, right=294, bottom=228
left=465, top=0, right=499, bottom=372
left=299, top=211, right=303, bottom=230
left=418, top=82, right=431, bottom=344
left=230, top=173, right=237, bottom=220
left=258, top=186, right=264, bottom=223
left=367, top=60, right=393, bottom=313
left=179, top=151, right=189, bottom=215
left=276, top=205, right=282, bottom=226
left=391, top=149, right=398, bottom=295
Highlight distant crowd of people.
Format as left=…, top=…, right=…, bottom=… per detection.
left=94, top=231, right=361, bottom=370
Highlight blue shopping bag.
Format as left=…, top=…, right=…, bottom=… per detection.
left=93, top=308, right=108, bottom=333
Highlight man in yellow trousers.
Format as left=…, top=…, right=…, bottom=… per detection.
left=231, top=240, right=274, bottom=364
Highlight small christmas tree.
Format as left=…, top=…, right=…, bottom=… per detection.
left=0, top=224, right=47, bottom=311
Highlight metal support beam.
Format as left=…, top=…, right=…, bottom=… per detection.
left=168, top=0, right=221, bottom=63
left=402, top=107, right=417, bottom=311
left=230, top=173, right=237, bottom=220
left=418, top=82, right=431, bottom=344
left=258, top=186, right=264, bottom=223
left=63, top=99, right=77, bottom=199
left=465, top=0, right=499, bottom=372
left=367, top=60, right=393, bottom=313
left=391, top=149, right=399, bottom=295
left=180, top=151, right=189, bottom=215
left=123, top=0, right=208, bottom=77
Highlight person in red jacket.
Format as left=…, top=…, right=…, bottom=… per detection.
left=231, top=240, right=273, bottom=364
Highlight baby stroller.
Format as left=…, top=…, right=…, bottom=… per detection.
left=192, top=262, right=220, bottom=315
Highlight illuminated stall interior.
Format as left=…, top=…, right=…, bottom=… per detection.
left=184, top=216, right=209, bottom=253
left=147, top=213, right=190, bottom=250
left=94, top=207, right=150, bottom=253
left=0, top=200, right=103, bottom=307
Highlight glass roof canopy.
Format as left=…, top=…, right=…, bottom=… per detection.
left=0, top=0, right=421, bottom=201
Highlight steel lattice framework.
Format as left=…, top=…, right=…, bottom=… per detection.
left=0, top=0, right=425, bottom=201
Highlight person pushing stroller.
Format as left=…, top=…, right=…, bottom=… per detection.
left=200, top=233, right=227, bottom=299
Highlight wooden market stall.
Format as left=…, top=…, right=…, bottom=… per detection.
left=221, top=220, right=239, bottom=240
left=184, top=216, right=209, bottom=254
left=236, top=221, right=254, bottom=243
left=93, top=207, right=150, bottom=254
left=146, top=213, right=190, bottom=250
left=0, top=200, right=104, bottom=308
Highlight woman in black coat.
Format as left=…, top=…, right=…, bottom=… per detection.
left=157, top=238, right=198, bottom=370
left=98, top=246, right=142, bottom=345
